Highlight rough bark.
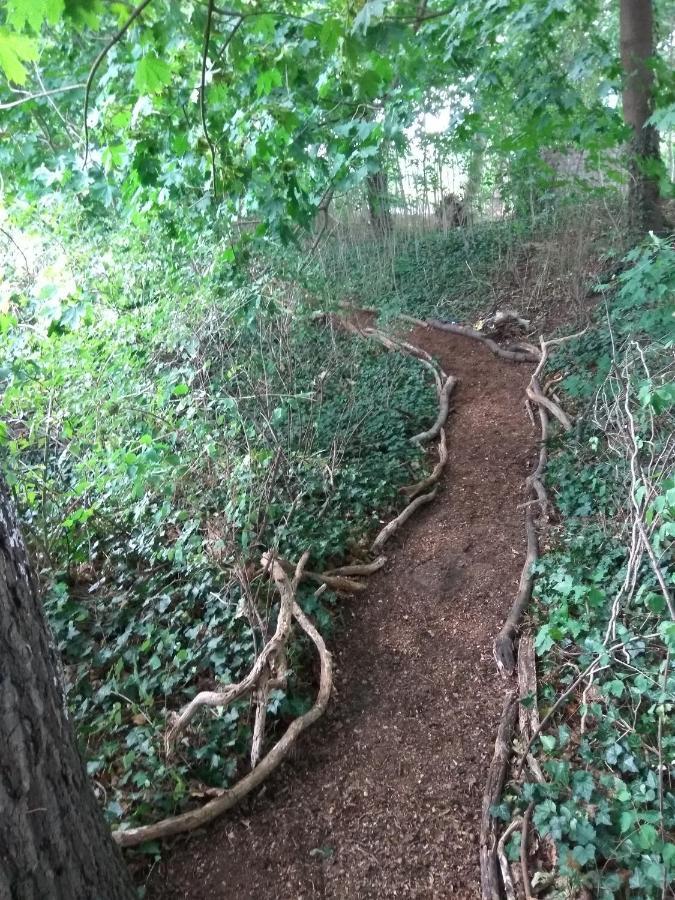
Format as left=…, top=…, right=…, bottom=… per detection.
left=367, top=170, right=393, bottom=235
left=620, top=0, right=664, bottom=233
left=0, top=478, right=135, bottom=900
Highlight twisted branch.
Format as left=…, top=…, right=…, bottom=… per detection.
left=113, top=553, right=332, bottom=848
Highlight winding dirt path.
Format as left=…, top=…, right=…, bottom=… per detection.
left=151, top=326, right=534, bottom=899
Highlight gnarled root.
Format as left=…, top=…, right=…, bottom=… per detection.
left=113, top=554, right=333, bottom=848
left=322, top=556, right=387, bottom=577
left=493, top=506, right=538, bottom=676
left=164, top=552, right=308, bottom=751
left=410, top=375, right=457, bottom=445
left=275, top=556, right=368, bottom=594
left=371, top=486, right=438, bottom=552
left=403, top=429, right=447, bottom=499
left=497, top=816, right=523, bottom=900
left=493, top=332, right=579, bottom=676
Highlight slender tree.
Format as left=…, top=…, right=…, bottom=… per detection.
left=619, top=0, right=664, bottom=232
left=0, top=478, right=135, bottom=900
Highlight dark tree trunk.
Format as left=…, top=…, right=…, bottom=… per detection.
left=367, top=170, right=393, bottom=236
left=620, top=0, right=664, bottom=233
left=0, top=478, right=135, bottom=900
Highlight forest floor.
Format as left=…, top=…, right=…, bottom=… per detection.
left=149, top=322, right=538, bottom=899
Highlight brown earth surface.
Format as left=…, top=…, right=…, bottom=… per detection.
left=149, top=325, right=536, bottom=900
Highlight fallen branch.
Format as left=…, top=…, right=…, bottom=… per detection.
left=113, top=557, right=333, bottom=847
left=480, top=691, right=518, bottom=900
left=428, top=319, right=539, bottom=363
left=371, top=486, right=438, bottom=552
left=275, top=557, right=368, bottom=594
left=483, top=309, right=531, bottom=331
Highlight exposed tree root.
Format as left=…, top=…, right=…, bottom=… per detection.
left=164, top=552, right=308, bottom=751
left=526, top=405, right=550, bottom=519
left=402, top=429, right=447, bottom=499
left=410, top=375, right=457, bottom=445
left=517, top=635, right=546, bottom=786
left=484, top=326, right=585, bottom=898
left=333, top=316, right=457, bottom=554
left=323, top=556, right=387, bottom=577
left=110, top=312, right=578, bottom=854
left=427, top=319, right=540, bottom=363
left=275, top=556, right=368, bottom=594
left=493, top=331, right=579, bottom=676
left=113, top=555, right=333, bottom=848
left=371, top=487, right=438, bottom=552
left=480, top=690, right=518, bottom=900
left=493, top=506, right=538, bottom=677
left=520, top=803, right=535, bottom=900
left=526, top=376, right=571, bottom=431
left=397, top=313, right=429, bottom=328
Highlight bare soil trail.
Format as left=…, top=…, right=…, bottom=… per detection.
left=150, top=326, right=535, bottom=899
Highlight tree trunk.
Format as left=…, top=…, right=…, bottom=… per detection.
left=367, top=170, right=393, bottom=236
left=463, top=136, right=485, bottom=223
left=619, top=0, right=664, bottom=233
left=0, top=478, right=135, bottom=900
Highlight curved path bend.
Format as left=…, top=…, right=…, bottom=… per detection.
left=152, top=325, right=534, bottom=899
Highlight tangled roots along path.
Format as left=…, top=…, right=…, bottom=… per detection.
left=150, top=325, right=535, bottom=899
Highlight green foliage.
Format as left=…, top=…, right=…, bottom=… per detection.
left=504, top=235, right=675, bottom=896
left=0, top=203, right=437, bottom=827
left=313, top=221, right=530, bottom=322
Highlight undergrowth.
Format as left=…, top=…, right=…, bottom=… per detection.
left=0, top=207, right=438, bottom=832
left=312, top=220, right=531, bottom=322
left=497, top=235, right=675, bottom=897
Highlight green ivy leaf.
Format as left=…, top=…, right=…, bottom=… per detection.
left=572, top=844, right=596, bottom=865
left=135, top=55, right=172, bottom=94
left=319, top=19, right=342, bottom=53
left=5, top=0, right=64, bottom=32
left=256, top=68, right=282, bottom=97
left=0, top=29, right=39, bottom=84
left=637, top=824, right=658, bottom=851
left=540, top=734, right=556, bottom=752
left=604, top=678, right=625, bottom=698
